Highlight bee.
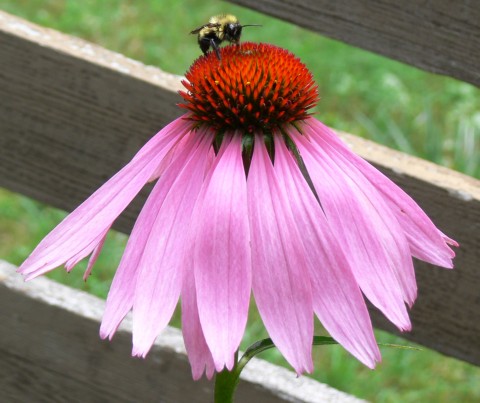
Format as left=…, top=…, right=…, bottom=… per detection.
left=190, top=14, right=260, bottom=60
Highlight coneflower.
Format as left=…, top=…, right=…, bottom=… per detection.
left=18, top=43, right=457, bottom=380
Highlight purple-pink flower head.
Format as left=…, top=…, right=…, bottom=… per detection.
left=18, top=43, right=457, bottom=379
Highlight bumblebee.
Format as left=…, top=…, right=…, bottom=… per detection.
left=191, top=14, right=260, bottom=60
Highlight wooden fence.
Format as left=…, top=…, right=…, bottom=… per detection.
left=0, top=3, right=479, bottom=402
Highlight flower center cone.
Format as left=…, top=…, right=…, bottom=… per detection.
left=179, top=42, right=319, bottom=133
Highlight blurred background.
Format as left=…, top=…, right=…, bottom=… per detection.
left=0, top=1, right=479, bottom=401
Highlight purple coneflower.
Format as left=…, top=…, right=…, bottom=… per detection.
left=18, top=43, right=457, bottom=379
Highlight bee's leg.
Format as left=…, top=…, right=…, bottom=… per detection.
left=210, top=39, right=221, bottom=60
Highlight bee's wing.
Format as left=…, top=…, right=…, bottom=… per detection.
left=190, top=23, right=220, bottom=34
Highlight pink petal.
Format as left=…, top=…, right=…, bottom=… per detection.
left=295, top=132, right=413, bottom=330
left=131, top=133, right=214, bottom=357
left=182, top=262, right=216, bottom=380
left=64, top=229, right=109, bottom=272
left=247, top=135, right=314, bottom=375
left=100, top=129, right=208, bottom=340
left=18, top=117, right=192, bottom=280
left=100, top=180, right=163, bottom=340
left=305, top=119, right=457, bottom=267
left=312, top=129, right=418, bottom=307
left=273, top=135, right=381, bottom=368
left=83, top=228, right=109, bottom=281
left=192, top=134, right=251, bottom=372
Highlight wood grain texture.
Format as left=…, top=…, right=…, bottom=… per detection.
left=0, top=10, right=479, bottom=370
left=0, top=10, right=184, bottom=234
left=0, top=261, right=365, bottom=403
left=227, top=0, right=480, bottom=87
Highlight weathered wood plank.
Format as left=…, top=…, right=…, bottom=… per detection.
left=227, top=0, right=480, bottom=87
left=0, top=261, right=365, bottom=403
left=0, top=10, right=184, bottom=233
left=0, top=11, right=480, bottom=368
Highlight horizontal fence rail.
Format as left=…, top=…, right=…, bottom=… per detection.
left=228, top=0, right=480, bottom=87
left=0, top=261, right=363, bottom=402
left=0, top=7, right=479, bottom=380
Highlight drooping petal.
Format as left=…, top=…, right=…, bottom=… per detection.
left=100, top=179, right=163, bottom=339
left=100, top=129, right=209, bottom=340
left=130, top=133, right=214, bottom=357
left=192, top=134, right=251, bottom=372
left=273, top=135, right=380, bottom=368
left=182, top=260, right=216, bottom=381
left=248, top=135, right=314, bottom=375
left=83, top=228, right=109, bottom=281
left=18, top=117, right=192, bottom=280
left=295, top=132, right=414, bottom=330
left=304, top=119, right=457, bottom=267
left=64, top=229, right=109, bottom=272
left=311, top=129, right=418, bottom=307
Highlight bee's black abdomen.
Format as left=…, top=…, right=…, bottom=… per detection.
left=198, top=38, right=211, bottom=54
left=198, top=33, right=222, bottom=58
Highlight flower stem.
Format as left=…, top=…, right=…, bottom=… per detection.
left=213, top=336, right=419, bottom=402
left=213, top=338, right=338, bottom=402
left=214, top=351, right=241, bottom=403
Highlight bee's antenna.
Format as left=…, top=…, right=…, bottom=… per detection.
left=241, top=24, right=262, bottom=28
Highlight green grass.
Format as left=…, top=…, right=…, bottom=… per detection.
left=1, top=1, right=479, bottom=402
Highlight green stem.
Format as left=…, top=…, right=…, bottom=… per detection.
left=213, top=337, right=336, bottom=402
left=213, top=336, right=419, bottom=402
left=214, top=351, right=241, bottom=403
